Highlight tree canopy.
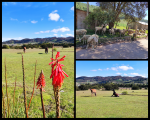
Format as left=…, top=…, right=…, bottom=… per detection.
left=96, top=2, right=148, bottom=28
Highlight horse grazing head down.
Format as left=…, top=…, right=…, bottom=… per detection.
left=90, top=89, right=96, bottom=96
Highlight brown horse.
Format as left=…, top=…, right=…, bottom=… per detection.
left=112, top=89, right=119, bottom=97
left=23, top=47, right=26, bottom=53
left=45, top=47, right=48, bottom=54
left=90, top=89, right=96, bottom=96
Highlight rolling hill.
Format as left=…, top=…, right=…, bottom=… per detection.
left=76, top=75, right=148, bottom=85
left=2, top=37, right=74, bottom=44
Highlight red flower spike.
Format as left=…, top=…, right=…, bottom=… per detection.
left=37, top=70, right=46, bottom=91
left=49, top=52, right=68, bottom=89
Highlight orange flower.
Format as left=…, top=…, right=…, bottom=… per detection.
left=49, top=52, right=68, bottom=88
left=37, top=70, right=46, bottom=91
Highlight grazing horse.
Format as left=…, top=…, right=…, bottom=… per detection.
left=112, top=89, right=119, bottom=97
left=23, top=47, right=26, bottom=53
left=45, top=47, right=48, bottom=54
left=90, top=89, right=96, bottom=96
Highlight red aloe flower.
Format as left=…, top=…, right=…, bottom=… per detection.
left=37, top=70, right=46, bottom=91
left=49, top=52, right=68, bottom=88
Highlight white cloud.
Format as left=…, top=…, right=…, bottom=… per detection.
left=54, top=34, right=57, bottom=36
left=2, top=37, right=23, bottom=41
left=51, top=27, right=70, bottom=33
left=71, top=6, right=74, bottom=11
left=116, top=72, right=122, bottom=75
left=10, top=18, right=18, bottom=21
left=60, top=18, right=64, bottom=22
left=48, top=10, right=60, bottom=21
left=118, top=66, right=134, bottom=71
left=98, top=69, right=102, bottom=71
left=130, top=73, right=145, bottom=77
left=34, top=30, right=50, bottom=34
left=111, top=67, right=118, bottom=71
left=61, top=34, right=63, bottom=37
left=90, top=70, right=97, bottom=71
left=66, top=33, right=74, bottom=37
left=31, top=20, right=38, bottom=24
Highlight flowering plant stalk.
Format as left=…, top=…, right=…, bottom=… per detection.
left=21, top=55, right=29, bottom=118
left=37, top=70, right=46, bottom=118
left=5, top=57, right=9, bottom=118
left=49, top=51, right=69, bottom=118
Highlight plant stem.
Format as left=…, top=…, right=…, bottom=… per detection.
left=28, top=60, right=37, bottom=110
left=22, top=55, right=29, bottom=118
left=40, top=87, right=46, bottom=118
left=5, top=57, right=9, bottom=118
left=52, top=44, right=57, bottom=101
left=2, top=88, right=6, bottom=118
left=13, top=77, right=17, bottom=108
left=55, top=86, right=60, bottom=118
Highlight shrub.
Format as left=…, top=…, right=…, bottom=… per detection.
left=2, top=45, right=10, bottom=49
left=132, top=85, right=139, bottom=90
left=53, top=48, right=57, bottom=51
left=122, top=91, right=128, bottom=95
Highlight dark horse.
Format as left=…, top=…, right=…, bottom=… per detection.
left=23, top=47, right=26, bottom=53
left=45, top=47, right=48, bottom=54
left=112, top=89, right=119, bottom=97
left=90, top=89, right=96, bottom=96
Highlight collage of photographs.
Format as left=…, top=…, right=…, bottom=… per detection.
left=2, top=2, right=148, bottom=118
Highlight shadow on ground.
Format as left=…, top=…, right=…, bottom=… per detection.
left=76, top=39, right=148, bottom=59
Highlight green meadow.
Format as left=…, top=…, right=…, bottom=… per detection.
left=2, top=47, right=74, bottom=118
left=76, top=89, right=148, bottom=118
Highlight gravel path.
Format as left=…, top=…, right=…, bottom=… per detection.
left=76, top=38, right=148, bottom=59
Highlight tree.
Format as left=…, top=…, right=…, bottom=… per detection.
left=83, top=7, right=116, bottom=30
left=96, top=2, right=148, bottom=29
left=2, top=45, right=10, bottom=49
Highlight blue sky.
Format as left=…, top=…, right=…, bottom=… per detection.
left=76, top=61, right=148, bottom=78
left=2, top=2, right=74, bottom=42
left=81, top=2, right=148, bottom=20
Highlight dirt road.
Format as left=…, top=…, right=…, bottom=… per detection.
left=76, top=38, right=148, bottom=59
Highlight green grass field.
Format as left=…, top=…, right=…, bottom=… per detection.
left=76, top=89, right=148, bottom=118
left=2, top=47, right=74, bottom=118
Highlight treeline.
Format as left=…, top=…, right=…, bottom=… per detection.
left=76, top=83, right=148, bottom=91
left=2, top=43, right=74, bottom=49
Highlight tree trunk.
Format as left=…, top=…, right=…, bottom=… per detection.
left=109, top=22, right=114, bottom=29
left=86, top=2, right=89, bottom=29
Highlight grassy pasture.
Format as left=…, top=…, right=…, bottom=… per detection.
left=2, top=47, right=74, bottom=118
left=76, top=89, right=148, bottom=118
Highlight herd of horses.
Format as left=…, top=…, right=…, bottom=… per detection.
left=23, top=47, right=48, bottom=54
left=90, top=89, right=119, bottom=97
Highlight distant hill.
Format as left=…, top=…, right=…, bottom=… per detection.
left=76, top=76, right=148, bottom=85
left=2, top=37, right=74, bottom=44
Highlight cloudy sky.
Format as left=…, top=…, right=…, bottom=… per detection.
left=76, top=61, right=148, bottom=78
left=2, top=2, right=74, bottom=42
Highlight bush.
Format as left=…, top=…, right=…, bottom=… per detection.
left=132, top=85, right=139, bottom=90
left=2, top=45, right=10, bottom=49
left=122, top=91, right=128, bottom=95
left=53, top=48, right=57, bottom=51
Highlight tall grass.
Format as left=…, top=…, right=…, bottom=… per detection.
left=2, top=48, right=74, bottom=118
